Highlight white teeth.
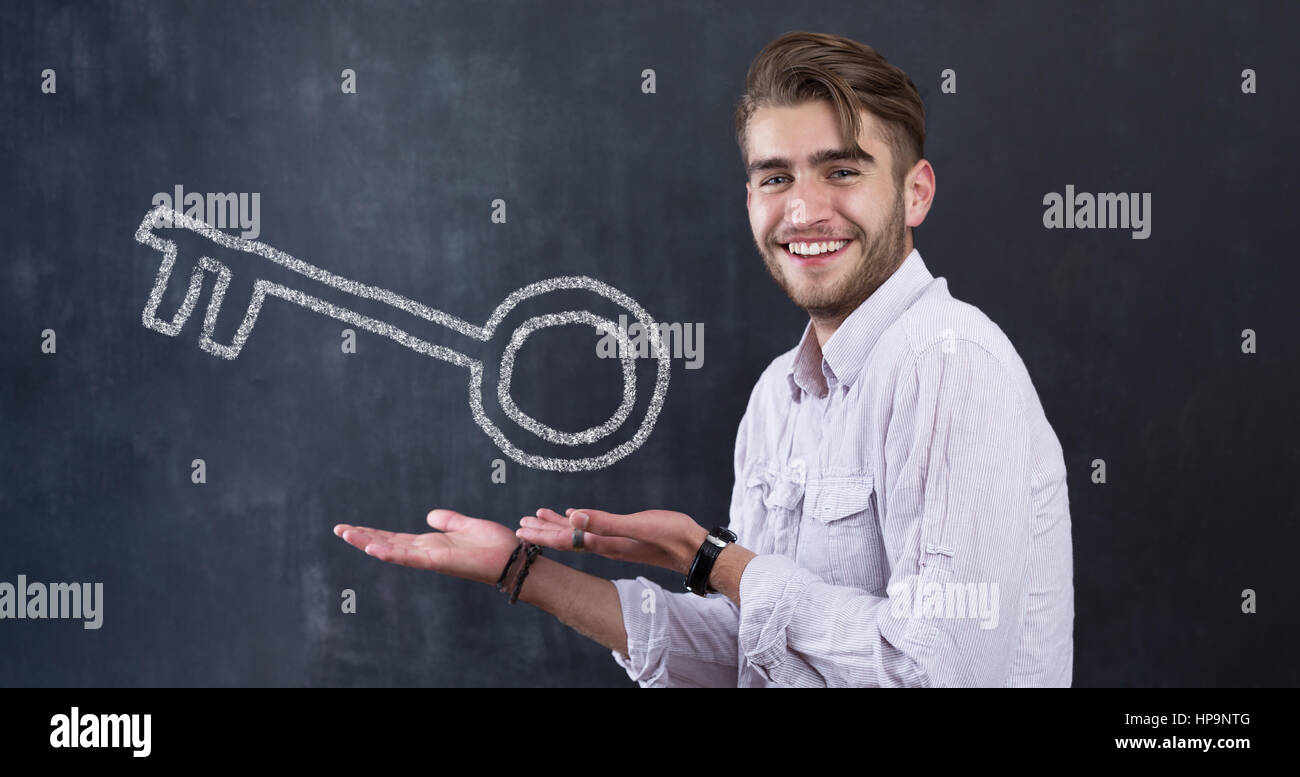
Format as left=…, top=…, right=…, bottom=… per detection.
left=787, top=239, right=847, bottom=256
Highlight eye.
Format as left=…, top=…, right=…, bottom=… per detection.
left=830, top=169, right=858, bottom=179
left=761, top=175, right=791, bottom=186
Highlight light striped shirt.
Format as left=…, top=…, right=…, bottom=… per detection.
left=610, top=247, right=1074, bottom=686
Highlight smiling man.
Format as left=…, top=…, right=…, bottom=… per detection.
left=335, top=30, right=1073, bottom=687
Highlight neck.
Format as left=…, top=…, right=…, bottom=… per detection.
left=810, top=313, right=846, bottom=348
left=809, top=234, right=914, bottom=348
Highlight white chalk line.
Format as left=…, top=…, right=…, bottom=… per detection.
left=498, top=312, right=638, bottom=446
left=134, top=206, right=670, bottom=471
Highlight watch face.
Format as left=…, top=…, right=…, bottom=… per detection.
left=712, top=527, right=737, bottom=543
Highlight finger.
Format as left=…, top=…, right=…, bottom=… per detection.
left=516, top=524, right=601, bottom=554
left=515, top=522, right=581, bottom=553
left=516, top=524, right=656, bottom=564
left=524, top=509, right=572, bottom=530
left=353, top=526, right=427, bottom=545
left=534, top=507, right=570, bottom=527
left=568, top=509, right=651, bottom=541
left=340, top=526, right=399, bottom=543
left=518, top=516, right=549, bottom=530
left=363, top=541, right=437, bottom=571
left=339, top=527, right=401, bottom=552
left=336, top=523, right=397, bottom=538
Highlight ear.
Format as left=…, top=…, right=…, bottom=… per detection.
left=905, top=160, right=936, bottom=229
left=745, top=180, right=752, bottom=209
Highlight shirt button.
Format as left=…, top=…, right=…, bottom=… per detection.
left=790, top=458, right=806, bottom=484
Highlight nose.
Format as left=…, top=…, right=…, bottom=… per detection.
left=784, top=181, right=834, bottom=228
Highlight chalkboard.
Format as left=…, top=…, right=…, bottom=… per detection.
left=1, top=0, right=1295, bottom=687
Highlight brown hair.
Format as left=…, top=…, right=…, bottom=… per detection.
left=734, top=31, right=926, bottom=188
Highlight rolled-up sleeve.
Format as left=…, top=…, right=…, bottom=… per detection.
left=737, top=341, right=1033, bottom=687
left=609, top=579, right=739, bottom=687
left=607, top=384, right=764, bottom=687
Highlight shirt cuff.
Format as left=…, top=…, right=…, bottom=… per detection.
left=609, top=576, right=671, bottom=687
left=737, top=553, right=810, bottom=673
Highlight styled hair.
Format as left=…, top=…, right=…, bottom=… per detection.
left=734, top=31, right=926, bottom=188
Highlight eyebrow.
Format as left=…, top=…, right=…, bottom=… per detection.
left=746, top=147, right=876, bottom=177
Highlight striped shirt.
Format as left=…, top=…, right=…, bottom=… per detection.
left=609, top=247, right=1074, bottom=686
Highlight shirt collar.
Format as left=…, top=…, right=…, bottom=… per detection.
left=786, top=247, right=934, bottom=399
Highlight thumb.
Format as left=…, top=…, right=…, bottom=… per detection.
left=427, top=509, right=471, bottom=531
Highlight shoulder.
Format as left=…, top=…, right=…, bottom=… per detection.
left=875, top=279, right=1034, bottom=408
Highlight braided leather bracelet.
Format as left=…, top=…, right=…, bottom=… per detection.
left=494, top=541, right=526, bottom=594
left=509, top=543, right=544, bottom=604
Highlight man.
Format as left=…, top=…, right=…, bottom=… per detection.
left=334, top=31, right=1073, bottom=687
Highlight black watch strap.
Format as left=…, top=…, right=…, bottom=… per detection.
left=685, top=526, right=737, bottom=597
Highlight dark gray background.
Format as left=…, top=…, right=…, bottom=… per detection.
left=1, top=0, right=1295, bottom=687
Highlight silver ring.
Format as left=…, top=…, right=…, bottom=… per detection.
left=572, top=528, right=585, bottom=552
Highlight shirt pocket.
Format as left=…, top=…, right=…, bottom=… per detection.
left=799, top=475, right=889, bottom=592
left=742, top=466, right=806, bottom=556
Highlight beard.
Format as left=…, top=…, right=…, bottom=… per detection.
left=759, top=187, right=908, bottom=323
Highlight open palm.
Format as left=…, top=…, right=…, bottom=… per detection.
left=334, top=509, right=521, bottom=586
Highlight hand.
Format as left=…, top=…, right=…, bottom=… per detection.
left=334, top=509, right=521, bottom=586
left=517, top=507, right=710, bottom=576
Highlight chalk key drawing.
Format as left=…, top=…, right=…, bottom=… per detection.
left=134, top=206, right=670, bottom=472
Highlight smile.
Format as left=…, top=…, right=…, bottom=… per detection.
left=782, top=239, right=852, bottom=266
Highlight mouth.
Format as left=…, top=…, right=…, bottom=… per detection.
left=781, top=239, right=852, bottom=267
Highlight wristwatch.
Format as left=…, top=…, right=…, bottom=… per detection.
left=685, top=526, right=737, bottom=597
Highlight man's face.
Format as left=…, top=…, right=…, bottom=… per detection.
left=745, top=100, right=911, bottom=322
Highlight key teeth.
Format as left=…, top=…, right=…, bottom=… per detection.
left=139, top=209, right=185, bottom=336
left=200, top=340, right=241, bottom=360
left=196, top=257, right=267, bottom=360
